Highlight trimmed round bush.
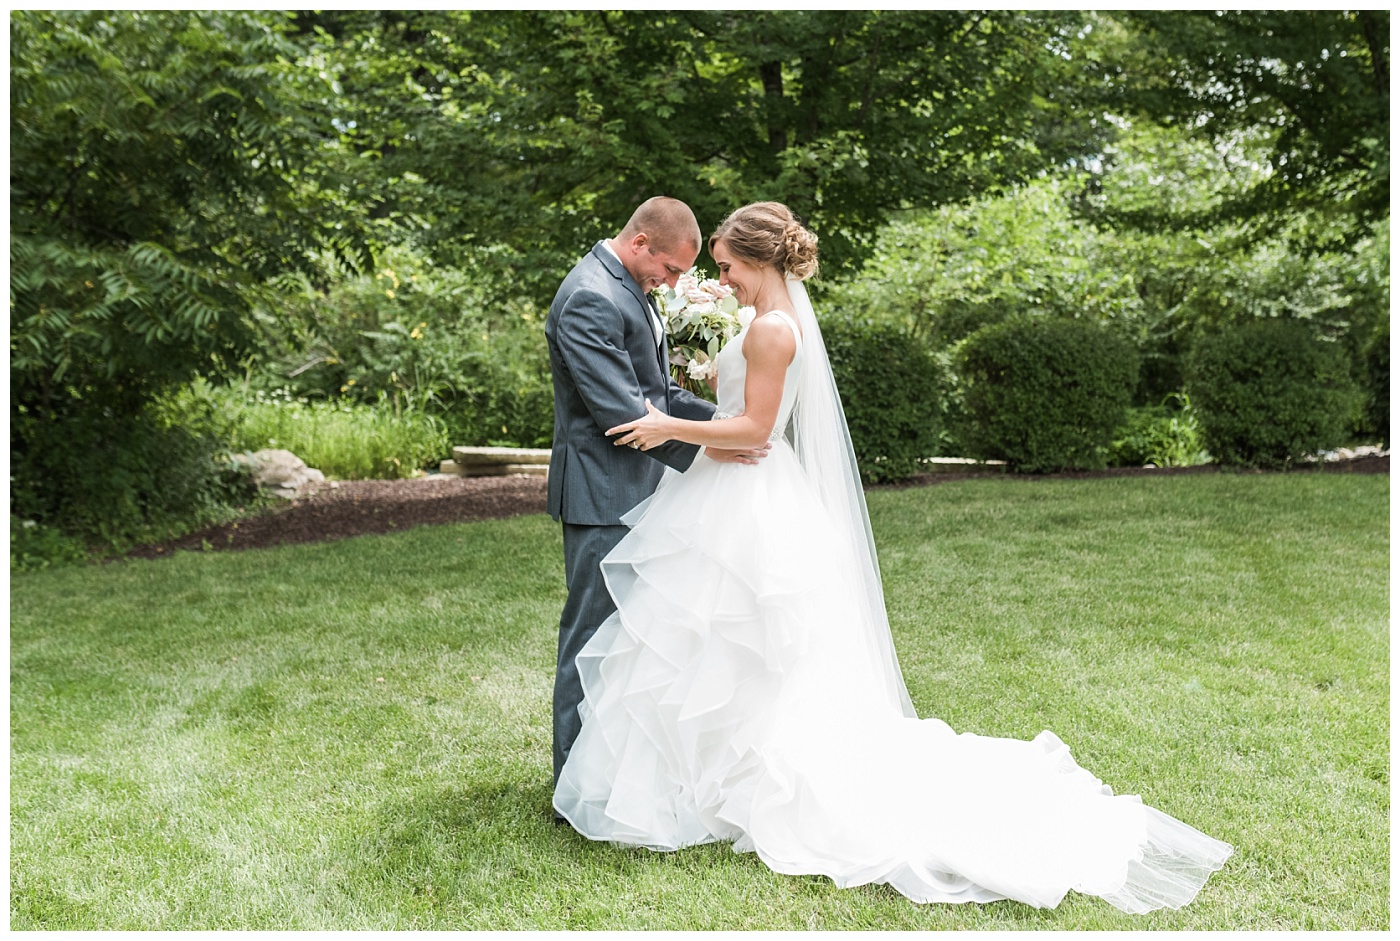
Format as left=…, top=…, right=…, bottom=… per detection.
left=1185, top=318, right=1361, bottom=468
left=953, top=317, right=1139, bottom=473
left=1362, top=320, right=1389, bottom=448
left=823, top=317, right=943, bottom=484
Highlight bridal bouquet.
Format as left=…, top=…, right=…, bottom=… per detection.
left=653, top=269, right=755, bottom=394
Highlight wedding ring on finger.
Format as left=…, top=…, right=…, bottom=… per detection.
left=629, top=441, right=640, bottom=449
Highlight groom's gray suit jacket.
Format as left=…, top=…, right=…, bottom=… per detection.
left=545, top=242, right=715, bottom=524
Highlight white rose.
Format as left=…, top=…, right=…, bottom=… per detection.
left=685, top=351, right=713, bottom=380
left=737, top=305, right=756, bottom=328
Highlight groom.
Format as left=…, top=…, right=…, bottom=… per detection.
left=544, top=196, right=766, bottom=798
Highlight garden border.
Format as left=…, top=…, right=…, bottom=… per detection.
left=124, top=454, right=1387, bottom=560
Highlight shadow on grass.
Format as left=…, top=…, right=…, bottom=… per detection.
left=338, top=775, right=815, bottom=925
left=11, top=882, right=106, bottom=930
left=341, top=775, right=1068, bottom=930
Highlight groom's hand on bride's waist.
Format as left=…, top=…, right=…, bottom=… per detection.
left=705, top=443, right=771, bottom=465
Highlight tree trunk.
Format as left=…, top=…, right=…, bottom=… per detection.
left=758, top=60, right=788, bottom=154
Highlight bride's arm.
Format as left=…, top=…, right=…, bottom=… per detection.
left=608, top=316, right=795, bottom=452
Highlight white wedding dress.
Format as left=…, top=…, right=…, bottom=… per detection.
left=554, top=304, right=1232, bottom=912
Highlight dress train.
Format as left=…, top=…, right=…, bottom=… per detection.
left=554, top=445, right=1232, bottom=912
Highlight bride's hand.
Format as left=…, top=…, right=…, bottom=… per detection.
left=607, top=400, right=675, bottom=452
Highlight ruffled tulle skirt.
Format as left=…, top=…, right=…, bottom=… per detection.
left=553, top=444, right=1231, bottom=912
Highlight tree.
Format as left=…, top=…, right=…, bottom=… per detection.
left=10, top=11, right=368, bottom=540
left=824, top=112, right=1388, bottom=404
left=1081, top=11, right=1389, bottom=250
left=302, top=10, right=1099, bottom=296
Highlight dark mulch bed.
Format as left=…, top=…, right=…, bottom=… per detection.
left=873, top=453, right=1390, bottom=490
left=126, top=475, right=549, bottom=560
left=126, top=454, right=1387, bottom=560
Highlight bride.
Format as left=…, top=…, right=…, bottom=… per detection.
left=552, top=201, right=1232, bottom=912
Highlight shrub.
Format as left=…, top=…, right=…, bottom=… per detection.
left=1362, top=320, right=1389, bottom=448
left=10, top=390, right=262, bottom=552
left=192, top=383, right=453, bottom=480
left=1185, top=319, right=1361, bottom=468
left=10, top=514, right=90, bottom=572
left=1109, top=393, right=1211, bottom=468
left=954, top=317, right=1139, bottom=473
left=256, top=249, right=554, bottom=450
left=823, top=317, right=944, bottom=484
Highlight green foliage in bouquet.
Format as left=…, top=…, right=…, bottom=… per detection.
left=954, top=318, right=1139, bottom=473
left=1186, top=319, right=1362, bottom=468
left=653, top=271, right=747, bottom=401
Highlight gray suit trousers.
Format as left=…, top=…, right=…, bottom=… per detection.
left=553, top=521, right=630, bottom=785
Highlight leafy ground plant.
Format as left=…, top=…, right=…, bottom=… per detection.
left=10, top=474, right=1388, bottom=929
left=9, top=515, right=89, bottom=572
left=203, top=384, right=452, bottom=480
left=1110, top=393, right=1211, bottom=468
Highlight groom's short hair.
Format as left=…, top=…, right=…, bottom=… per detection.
left=620, top=197, right=701, bottom=255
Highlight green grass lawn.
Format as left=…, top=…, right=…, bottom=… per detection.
left=10, top=472, right=1388, bottom=929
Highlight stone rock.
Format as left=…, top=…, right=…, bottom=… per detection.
left=446, top=446, right=552, bottom=477
left=503, top=463, right=549, bottom=478
left=918, top=457, right=1008, bottom=475
left=249, top=449, right=325, bottom=499
left=452, top=445, right=551, bottom=466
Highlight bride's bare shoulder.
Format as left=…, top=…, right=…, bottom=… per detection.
left=750, top=309, right=803, bottom=339
left=742, top=310, right=799, bottom=364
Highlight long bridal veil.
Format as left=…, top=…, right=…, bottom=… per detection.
left=784, top=276, right=917, bottom=720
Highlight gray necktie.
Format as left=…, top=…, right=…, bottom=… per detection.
left=647, top=297, right=664, bottom=350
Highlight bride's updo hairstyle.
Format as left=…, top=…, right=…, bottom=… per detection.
left=709, top=201, right=819, bottom=281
